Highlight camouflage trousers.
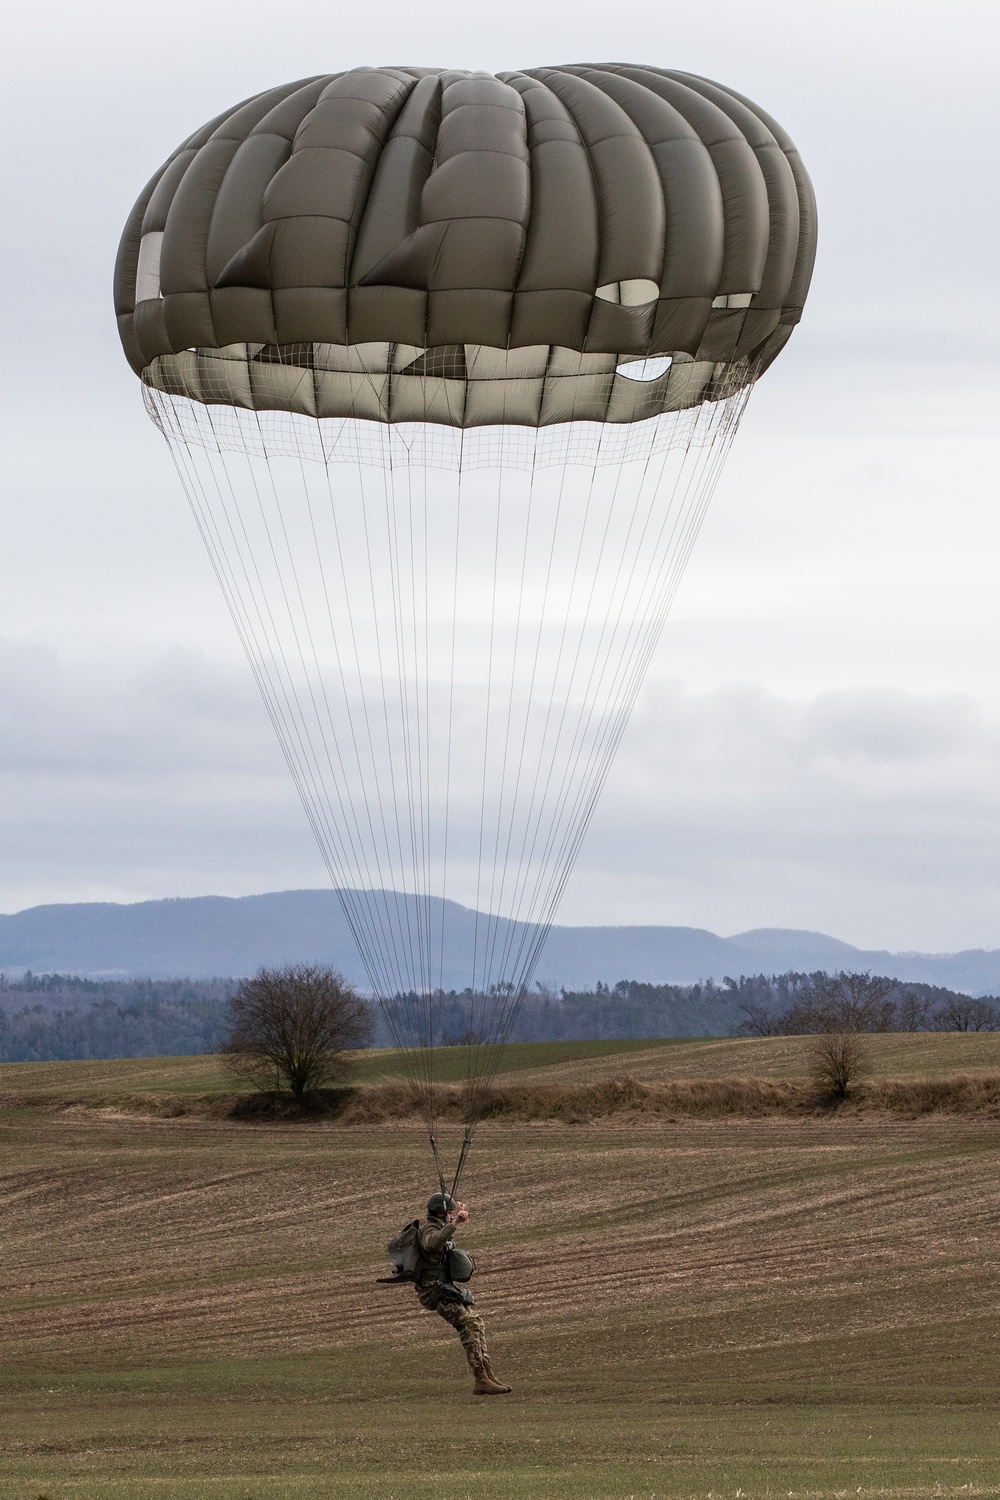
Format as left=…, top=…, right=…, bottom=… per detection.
left=416, top=1285, right=489, bottom=1373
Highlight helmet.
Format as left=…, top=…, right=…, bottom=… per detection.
left=426, top=1192, right=456, bottom=1219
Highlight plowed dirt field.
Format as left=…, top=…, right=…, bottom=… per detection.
left=1, top=1085, right=1000, bottom=1498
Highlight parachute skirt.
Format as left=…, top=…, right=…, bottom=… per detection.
left=139, top=341, right=755, bottom=432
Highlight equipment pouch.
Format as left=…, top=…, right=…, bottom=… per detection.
left=444, top=1244, right=476, bottom=1283
left=438, top=1281, right=476, bottom=1307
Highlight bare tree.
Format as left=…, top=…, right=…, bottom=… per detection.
left=220, top=964, right=373, bottom=1105
left=735, top=1002, right=785, bottom=1037
left=811, top=1031, right=868, bottom=1103
left=819, top=972, right=895, bottom=1032
left=933, top=996, right=1000, bottom=1032
left=778, top=972, right=897, bottom=1034
left=894, top=989, right=932, bottom=1032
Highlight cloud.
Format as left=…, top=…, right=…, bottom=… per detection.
left=2, top=640, right=1000, bottom=955
left=572, top=681, right=1000, bottom=951
left=0, top=640, right=324, bottom=909
left=802, top=687, right=975, bottom=764
left=0, top=643, right=277, bottom=775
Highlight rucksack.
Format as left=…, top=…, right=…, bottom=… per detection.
left=377, top=1218, right=477, bottom=1287
left=377, top=1218, right=421, bottom=1283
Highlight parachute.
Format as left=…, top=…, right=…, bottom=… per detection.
left=115, top=65, right=815, bottom=1191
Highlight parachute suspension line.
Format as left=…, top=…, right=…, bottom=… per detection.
left=455, top=383, right=756, bottom=1120
left=486, top=441, right=668, bottom=1028
left=419, top=456, right=445, bottom=1121
left=269, top=442, right=402, bottom=994
left=391, top=459, right=427, bottom=999
left=479, top=438, right=549, bottom=1032
left=147, top=368, right=757, bottom=1175
left=465, top=431, right=639, bottom=1112
left=256, top=435, right=413, bottom=1008
left=470, top=456, right=500, bottom=1056
left=466, top=446, right=607, bottom=1122
left=314, top=454, right=416, bottom=1007
left=405, top=453, right=438, bottom=1124
left=311, top=451, right=437, bottom=1117
left=340, top=458, right=426, bottom=1005
left=325, top=423, right=426, bottom=1104
left=466, top=426, right=547, bottom=1108
left=368, top=450, right=437, bottom=1129
left=247, top=414, right=427, bottom=1022
left=169, top=412, right=376, bottom=945
left=511, top=385, right=751, bottom=971
left=469, top=470, right=639, bottom=1114
left=361, top=454, right=429, bottom=1011
left=465, top=371, right=549, bottom=1113
left=498, top=446, right=633, bottom=937
left=499, top=434, right=688, bottom=979
left=506, top=382, right=756, bottom=997
left=380, top=455, right=424, bottom=1068
left=437, top=426, right=464, bottom=1001
left=468, top=455, right=506, bottom=1070
left=417, top=457, right=437, bottom=1053
left=159, top=395, right=437, bottom=1126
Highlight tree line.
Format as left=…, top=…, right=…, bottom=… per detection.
left=404, top=978, right=742, bottom=1045
left=0, top=975, right=236, bottom=1063
left=0, top=973, right=235, bottom=1007
left=0, top=967, right=995, bottom=1065
left=728, top=971, right=1000, bottom=1035
left=0, top=996, right=229, bottom=1063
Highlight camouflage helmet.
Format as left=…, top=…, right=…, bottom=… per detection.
left=426, top=1191, right=456, bottom=1218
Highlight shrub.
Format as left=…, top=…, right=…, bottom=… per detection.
left=811, top=1031, right=868, bottom=1103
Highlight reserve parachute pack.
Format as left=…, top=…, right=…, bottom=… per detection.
left=377, top=1218, right=476, bottom=1289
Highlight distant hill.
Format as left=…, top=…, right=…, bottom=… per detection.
left=2, top=890, right=999, bottom=995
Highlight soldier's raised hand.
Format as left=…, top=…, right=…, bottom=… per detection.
left=451, top=1201, right=470, bottom=1224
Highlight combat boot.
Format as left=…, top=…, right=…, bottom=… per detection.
left=472, top=1360, right=512, bottom=1395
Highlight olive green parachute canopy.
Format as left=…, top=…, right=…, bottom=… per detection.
left=115, top=65, right=815, bottom=427
left=116, top=67, right=815, bottom=1188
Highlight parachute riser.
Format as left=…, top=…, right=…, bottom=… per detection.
left=428, top=1134, right=448, bottom=1199
left=426, top=1126, right=475, bottom=1203
left=450, top=1125, right=476, bottom=1200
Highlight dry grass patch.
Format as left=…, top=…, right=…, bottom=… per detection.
left=27, top=1070, right=1000, bottom=1122
left=865, top=1072, right=1000, bottom=1116
left=235, top=1075, right=813, bottom=1122
left=356, top=1069, right=1000, bottom=1120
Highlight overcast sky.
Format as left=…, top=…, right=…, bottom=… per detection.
left=1, top=0, right=998, bottom=951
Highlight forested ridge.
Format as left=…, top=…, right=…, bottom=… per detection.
left=0, top=977, right=234, bottom=1063
left=0, top=970, right=995, bottom=1063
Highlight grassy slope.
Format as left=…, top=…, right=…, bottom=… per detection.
left=2, top=1098, right=1000, bottom=1496
left=5, top=1030, right=1000, bottom=1101
left=0, top=1040, right=681, bottom=1098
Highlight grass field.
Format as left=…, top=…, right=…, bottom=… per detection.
left=7, top=1029, right=1000, bottom=1103
left=0, top=1039, right=674, bottom=1101
left=0, top=1043, right=998, bottom=1497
